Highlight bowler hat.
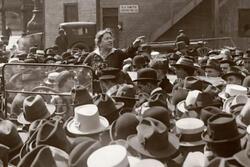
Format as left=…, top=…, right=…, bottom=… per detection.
left=94, top=94, right=124, bottom=123
left=87, top=145, right=140, bottom=167
left=222, top=66, right=246, bottom=81
left=66, top=104, right=109, bottom=135
left=0, top=120, right=23, bottom=159
left=69, top=138, right=102, bottom=167
left=175, top=118, right=205, bottom=147
left=17, top=145, right=69, bottom=167
left=110, top=113, right=139, bottom=141
left=132, top=55, right=146, bottom=67
left=172, top=57, right=195, bottom=70
left=127, top=117, right=179, bottom=159
left=200, top=106, right=222, bottom=126
left=17, top=95, right=56, bottom=124
left=202, top=113, right=245, bottom=143
left=71, top=85, right=93, bottom=106
left=133, top=68, right=158, bottom=82
left=143, top=106, right=171, bottom=129
left=202, top=59, right=221, bottom=71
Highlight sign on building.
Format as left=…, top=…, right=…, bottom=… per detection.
left=119, top=5, right=139, bottom=13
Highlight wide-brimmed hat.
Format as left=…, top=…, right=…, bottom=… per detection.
left=200, top=106, right=222, bottom=126
left=110, top=113, right=139, bottom=141
left=202, top=113, right=245, bottom=143
left=87, top=145, right=140, bottom=167
left=36, top=119, right=72, bottom=153
left=143, top=106, right=171, bottom=129
left=183, top=76, right=210, bottom=91
left=43, top=72, right=60, bottom=86
left=94, top=94, right=124, bottom=123
left=221, top=66, right=246, bottom=81
left=176, top=118, right=205, bottom=147
left=71, top=85, right=93, bottom=106
left=66, top=104, right=109, bottom=135
left=127, top=117, right=179, bottom=159
left=0, top=120, right=23, bottom=159
left=133, top=68, right=158, bottom=82
left=202, top=59, right=221, bottom=72
left=69, top=138, right=102, bottom=167
left=17, top=95, right=56, bottom=124
left=218, top=84, right=248, bottom=100
left=17, top=145, right=69, bottom=167
left=172, top=56, right=195, bottom=70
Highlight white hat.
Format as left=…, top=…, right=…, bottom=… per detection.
left=66, top=104, right=109, bottom=135
left=182, top=151, right=205, bottom=167
left=218, top=84, right=247, bottom=100
left=177, top=90, right=201, bottom=113
left=87, top=145, right=140, bottom=167
left=223, top=94, right=248, bottom=113
left=133, top=159, right=164, bottom=167
left=176, top=118, right=205, bottom=146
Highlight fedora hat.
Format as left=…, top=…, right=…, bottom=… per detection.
left=87, top=145, right=140, bottom=167
left=222, top=66, right=246, bottom=81
left=202, top=59, right=221, bottom=72
left=133, top=68, right=158, bottom=82
left=0, top=120, right=23, bottom=159
left=172, top=56, right=195, bottom=70
left=218, top=84, right=248, bottom=100
left=17, top=145, right=69, bottom=167
left=175, top=118, right=205, bottom=147
left=17, top=95, right=56, bottom=124
left=66, top=104, right=109, bottom=135
left=36, top=120, right=72, bottom=153
left=110, top=113, right=139, bottom=141
left=113, top=84, right=138, bottom=101
left=43, top=72, right=60, bottom=86
left=94, top=94, right=124, bottom=123
left=127, top=117, right=179, bottom=159
left=202, top=113, right=245, bottom=143
left=143, top=106, right=171, bottom=129
left=71, top=85, right=93, bottom=106
left=183, top=76, right=210, bottom=91
left=200, top=106, right=222, bottom=126
left=69, top=138, right=102, bottom=167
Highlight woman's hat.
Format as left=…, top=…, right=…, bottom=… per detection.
left=87, top=145, right=140, bottom=167
left=109, top=113, right=139, bottom=141
left=127, top=117, right=179, bottom=159
left=17, top=95, right=56, bottom=124
left=66, top=104, right=109, bottom=135
left=175, top=118, right=205, bottom=147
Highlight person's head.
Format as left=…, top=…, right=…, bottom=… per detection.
left=205, top=67, right=221, bottom=77
left=95, top=28, right=113, bottom=50
left=220, top=62, right=230, bottom=74
left=225, top=75, right=243, bottom=85
left=150, top=59, right=169, bottom=80
left=175, top=66, right=194, bottom=79
left=58, top=28, right=65, bottom=36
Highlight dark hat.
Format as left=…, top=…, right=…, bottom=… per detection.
left=169, top=53, right=180, bottom=61
left=143, top=106, right=171, bottom=129
left=17, top=145, right=68, bottom=167
left=202, top=59, right=221, bottom=71
left=71, top=85, right=93, bottom=106
left=200, top=106, right=222, bottom=126
left=127, top=117, right=179, bottom=159
left=172, top=56, right=195, bottom=70
left=148, top=92, right=168, bottom=108
left=222, top=66, right=246, bottom=81
left=133, top=68, right=158, bottom=82
left=183, top=76, right=210, bottom=91
left=202, top=113, right=245, bottom=143
left=94, top=94, right=124, bottom=124
left=99, top=67, right=120, bottom=80
left=149, top=59, right=169, bottom=70
left=17, top=95, right=56, bottom=124
left=36, top=120, right=72, bottom=153
left=69, top=138, right=102, bottom=167
left=110, top=113, right=139, bottom=141
left=113, top=84, right=138, bottom=101
left=132, top=55, right=146, bottom=67
left=0, top=120, right=23, bottom=158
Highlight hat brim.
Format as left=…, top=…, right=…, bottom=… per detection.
left=99, top=75, right=117, bottom=80
left=234, top=150, right=250, bottom=167
left=176, top=100, right=188, bottom=113
left=222, top=73, right=245, bottom=81
left=48, top=146, right=69, bottom=167
left=127, top=133, right=179, bottom=159
left=66, top=116, right=109, bottom=135
left=17, top=104, right=56, bottom=125
left=201, top=126, right=246, bottom=143
left=179, top=140, right=206, bottom=147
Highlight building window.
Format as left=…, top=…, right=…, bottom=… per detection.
left=64, top=3, right=78, bottom=22
left=239, top=9, right=250, bottom=37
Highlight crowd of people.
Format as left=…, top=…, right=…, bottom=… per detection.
left=1, top=27, right=250, bottom=167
